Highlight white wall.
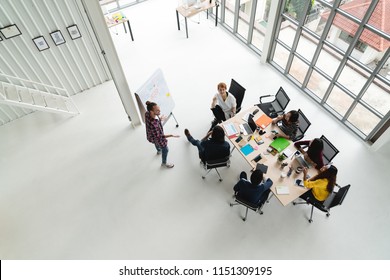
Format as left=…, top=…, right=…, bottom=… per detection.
left=0, top=0, right=110, bottom=124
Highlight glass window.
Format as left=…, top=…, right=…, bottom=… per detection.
left=307, top=69, right=330, bottom=99
left=237, top=0, right=252, bottom=39
left=272, top=43, right=290, bottom=70
left=361, top=77, right=390, bottom=116
left=347, top=103, right=381, bottom=136
left=325, top=12, right=358, bottom=54
left=337, top=59, right=369, bottom=97
left=225, top=0, right=238, bottom=29
left=339, top=0, right=372, bottom=21
left=283, top=0, right=311, bottom=22
left=289, top=55, right=309, bottom=84
left=315, top=45, right=343, bottom=79
left=303, top=1, right=331, bottom=37
left=325, top=85, right=354, bottom=116
left=251, top=0, right=270, bottom=51
left=277, top=20, right=297, bottom=49
left=296, top=30, right=317, bottom=62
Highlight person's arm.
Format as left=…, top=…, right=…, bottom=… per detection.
left=201, top=130, right=213, bottom=141
left=294, top=140, right=310, bottom=153
left=272, top=114, right=284, bottom=124
left=211, top=95, right=217, bottom=109
left=164, top=134, right=180, bottom=138
left=263, top=178, right=273, bottom=190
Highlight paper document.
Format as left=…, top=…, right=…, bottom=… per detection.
left=223, top=123, right=238, bottom=136
left=276, top=186, right=290, bottom=195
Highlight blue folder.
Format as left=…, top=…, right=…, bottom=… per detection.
left=240, top=144, right=254, bottom=156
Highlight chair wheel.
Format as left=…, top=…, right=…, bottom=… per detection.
left=260, top=211, right=263, bottom=215
left=242, top=218, right=246, bottom=221
left=326, top=213, right=330, bottom=217
left=309, top=219, right=313, bottom=223
left=227, top=165, right=230, bottom=168
left=219, top=179, right=223, bottom=182
left=202, top=176, right=205, bottom=179
left=293, top=202, right=296, bottom=205
left=229, top=203, right=233, bottom=207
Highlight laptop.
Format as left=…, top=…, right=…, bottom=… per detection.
left=295, top=155, right=311, bottom=168
left=239, top=122, right=253, bottom=135
left=248, top=114, right=258, bottom=132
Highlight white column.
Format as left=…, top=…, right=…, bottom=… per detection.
left=260, top=0, right=280, bottom=64
left=79, top=0, right=141, bottom=125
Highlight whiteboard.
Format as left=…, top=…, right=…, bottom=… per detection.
left=135, top=69, right=175, bottom=123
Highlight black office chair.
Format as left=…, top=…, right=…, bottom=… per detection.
left=228, top=79, right=246, bottom=113
left=230, top=189, right=271, bottom=221
left=320, top=135, right=339, bottom=164
left=293, top=184, right=350, bottom=223
left=202, top=156, right=230, bottom=182
left=293, top=109, right=311, bottom=142
left=257, top=87, right=290, bottom=118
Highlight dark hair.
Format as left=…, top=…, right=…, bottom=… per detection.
left=289, top=110, right=299, bottom=123
left=146, top=101, right=157, bottom=112
left=211, top=126, right=225, bottom=142
left=310, top=165, right=338, bottom=192
left=308, top=138, right=323, bottom=157
left=250, top=170, right=264, bottom=186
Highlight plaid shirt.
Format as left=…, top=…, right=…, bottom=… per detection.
left=145, top=111, right=167, bottom=147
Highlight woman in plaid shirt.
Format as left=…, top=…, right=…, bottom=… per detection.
left=145, top=101, right=179, bottom=168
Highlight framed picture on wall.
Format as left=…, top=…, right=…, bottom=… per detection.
left=0, top=24, right=22, bottom=39
left=67, top=24, right=81, bottom=40
left=33, top=36, right=50, bottom=52
left=50, top=30, right=66, bottom=46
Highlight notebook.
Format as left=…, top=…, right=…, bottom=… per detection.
left=276, top=186, right=290, bottom=195
left=255, top=114, right=272, bottom=129
left=240, top=144, right=254, bottom=156
left=269, top=137, right=290, bottom=153
left=223, top=123, right=239, bottom=137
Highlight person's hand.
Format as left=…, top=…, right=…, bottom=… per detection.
left=160, top=114, right=167, bottom=122
left=171, top=135, right=180, bottom=138
left=212, top=96, right=217, bottom=102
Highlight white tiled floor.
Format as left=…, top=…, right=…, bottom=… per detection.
left=1, top=0, right=390, bottom=259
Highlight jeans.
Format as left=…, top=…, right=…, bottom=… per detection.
left=155, top=144, right=169, bottom=164
left=186, top=135, right=204, bottom=159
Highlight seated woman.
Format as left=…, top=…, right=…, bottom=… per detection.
left=294, top=138, right=324, bottom=170
left=300, top=165, right=338, bottom=204
left=184, top=126, right=230, bottom=163
left=271, top=110, right=299, bottom=140
left=210, top=82, right=236, bottom=130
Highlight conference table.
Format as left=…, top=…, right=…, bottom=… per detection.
left=221, top=106, right=317, bottom=206
left=176, top=0, right=219, bottom=38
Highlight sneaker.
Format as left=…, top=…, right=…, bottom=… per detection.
left=161, top=163, right=174, bottom=168
left=184, top=129, right=191, bottom=137
left=156, top=150, right=162, bottom=155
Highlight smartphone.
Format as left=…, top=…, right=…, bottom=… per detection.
left=253, top=154, right=262, bottom=163
left=295, top=179, right=303, bottom=187
left=235, top=135, right=243, bottom=143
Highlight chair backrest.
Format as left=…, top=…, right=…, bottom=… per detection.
left=204, top=156, right=230, bottom=169
left=294, top=109, right=311, bottom=141
left=320, top=135, right=339, bottom=164
left=235, top=189, right=271, bottom=210
left=228, top=79, right=246, bottom=113
left=273, top=87, right=290, bottom=112
left=328, top=184, right=350, bottom=209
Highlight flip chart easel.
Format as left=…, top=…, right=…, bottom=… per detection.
left=135, top=68, right=179, bottom=127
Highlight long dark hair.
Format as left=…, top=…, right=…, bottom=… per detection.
left=310, top=165, right=338, bottom=192
left=146, top=101, right=157, bottom=112
left=308, top=138, right=323, bottom=158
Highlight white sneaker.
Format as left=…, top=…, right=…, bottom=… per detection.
left=161, top=163, right=174, bottom=168
left=156, top=150, right=162, bottom=155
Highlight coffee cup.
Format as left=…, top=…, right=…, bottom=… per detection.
left=295, top=166, right=303, bottom=174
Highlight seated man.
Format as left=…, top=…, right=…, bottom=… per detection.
left=233, top=170, right=273, bottom=206
left=271, top=110, right=299, bottom=140
left=184, top=126, right=230, bottom=163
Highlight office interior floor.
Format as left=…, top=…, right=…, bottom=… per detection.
left=1, top=0, right=390, bottom=259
